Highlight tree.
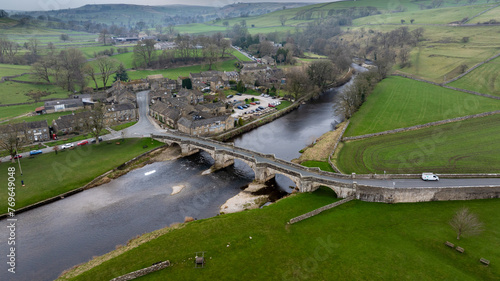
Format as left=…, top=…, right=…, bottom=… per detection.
left=155, top=24, right=163, bottom=34
left=132, top=39, right=157, bottom=68
left=99, top=28, right=110, bottom=45
left=219, top=39, right=231, bottom=58
left=279, top=15, right=288, bottom=26
left=307, top=60, right=337, bottom=92
left=411, top=27, right=425, bottom=43
left=60, top=34, right=70, bottom=41
left=135, top=21, right=146, bottom=31
left=259, top=41, right=275, bottom=57
left=182, top=78, right=192, bottom=89
left=53, top=145, right=59, bottom=155
left=25, top=90, right=51, bottom=103
left=83, top=64, right=98, bottom=90
left=0, top=123, right=28, bottom=162
left=114, top=63, right=129, bottom=82
left=236, top=80, right=246, bottom=93
left=401, top=19, right=406, bottom=24
left=286, top=66, right=313, bottom=100
left=84, top=103, right=106, bottom=144
left=0, top=10, right=9, bottom=18
left=96, top=56, right=118, bottom=89
left=398, top=47, right=411, bottom=68
left=56, top=48, right=87, bottom=91
left=202, top=43, right=220, bottom=70
left=336, top=83, right=362, bottom=119
left=31, top=56, right=54, bottom=83
left=410, top=19, right=415, bottom=24
left=449, top=208, right=483, bottom=240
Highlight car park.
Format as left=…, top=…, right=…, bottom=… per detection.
left=77, top=140, right=89, bottom=146
left=30, top=150, right=43, bottom=156
left=61, top=143, right=74, bottom=149
left=250, top=102, right=256, bottom=105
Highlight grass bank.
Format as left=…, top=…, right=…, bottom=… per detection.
left=0, top=138, right=163, bottom=211
left=59, top=187, right=499, bottom=280
left=344, top=76, right=500, bottom=137
left=338, top=114, right=500, bottom=174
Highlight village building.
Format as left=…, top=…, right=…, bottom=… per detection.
left=105, top=103, right=138, bottom=125
left=177, top=114, right=234, bottom=136
left=52, top=112, right=90, bottom=134
left=0, top=120, right=51, bottom=143
left=44, top=99, right=84, bottom=114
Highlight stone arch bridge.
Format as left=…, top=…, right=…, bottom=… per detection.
left=152, top=134, right=356, bottom=198
left=152, top=133, right=500, bottom=203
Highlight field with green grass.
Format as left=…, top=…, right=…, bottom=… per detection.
left=0, top=103, right=43, bottom=122
left=4, top=111, right=78, bottom=126
left=59, top=186, right=500, bottom=281
left=353, top=4, right=491, bottom=25
left=0, top=138, right=163, bottom=211
left=0, top=80, right=71, bottom=104
left=448, top=56, right=500, bottom=97
left=338, top=113, right=500, bottom=174
left=111, top=121, right=137, bottom=131
left=0, top=63, right=31, bottom=77
left=300, top=160, right=335, bottom=172
left=472, top=5, right=500, bottom=22
left=344, top=76, right=500, bottom=137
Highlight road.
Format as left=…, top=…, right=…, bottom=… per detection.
left=153, top=132, right=500, bottom=189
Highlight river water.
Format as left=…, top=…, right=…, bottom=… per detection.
left=0, top=64, right=364, bottom=281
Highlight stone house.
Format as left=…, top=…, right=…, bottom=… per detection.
left=241, top=65, right=268, bottom=75
left=0, top=121, right=50, bottom=143
left=177, top=114, right=234, bottom=136
left=176, top=88, right=204, bottom=104
left=52, top=112, right=90, bottom=134
left=44, top=99, right=84, bottom=113
left=106, top=81, right=138, bottom=105
left=149, top=101, right=181, bottom=129
left=261, top=55, right=276, bottom=66
left=105, top=103, right=138, bottom=125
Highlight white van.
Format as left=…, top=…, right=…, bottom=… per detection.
left=421, top=173, right=439, bottom=181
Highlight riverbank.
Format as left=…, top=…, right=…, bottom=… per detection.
left=220, top=182, right=269, bottom=214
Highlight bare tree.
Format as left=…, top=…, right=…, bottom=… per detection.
left=83, top=64, right=99, bottom=90
left=84, top=103, right=107, bottom=144
left=219, top=39, right=231, bottom=58
left=336, top=84, right=362, bottom=119
left=307, top=60, right=338, bottom=92
left=202, top=43, right=220, bottom=70
left=259, top=41, right=275, bottom=57
left=31, top=56, right=54, bottom=83
left=449, top=207, right=483, bottom=240
left=133, top=39, right=157, bottom=68
left=279, top=15, right=288, bottom=26
left=95, top=56, right=118, bottom=89
left=99, top=28, right=110, bottom=45
left=411, top=27, right=425, bottom=43
left=286, top=67, right=313, bottom=100
left=56, top=48, right=87, bottom=91
left=24, top=90, right=51, bottom=103
left=0, top=123, right=28, bottom=162
left=398, top=47, right=411, bottom=68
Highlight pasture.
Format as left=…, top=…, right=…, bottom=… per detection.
left=338, top=113, right=500, bottom=174
left=344, top=76, right=500, bottom=137
left=60, top=187, right=500, bottom=281
left=448, top=55, right=500, bottom=97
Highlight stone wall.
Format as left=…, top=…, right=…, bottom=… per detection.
left=110, top=261, right=170, bottom=281
left=343, top=110, right=500, bottom=141
left=289, top=196, right=354, bottom=224
left=328, top=120, right=350, bottom=173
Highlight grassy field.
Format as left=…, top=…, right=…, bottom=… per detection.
left=110, top=121, right=137, bottom=131
left=59, top=186, right=500, bottom=281
left=448, top=55, right=500, bottom=97
left=300, top=160, right=335, bottom=172
left=0, top=80, right=71, bottom=104
left=353, top=4, right=491, bottom=25
left=0, top=103, right=43, bottom=122
left=344, top=76, right=500, bottom=137
left=127, top=59, right=238, bottom=80
left=472, top=4, right=500, bottom=22
left=4, top=110, right=80, bottom=126
left=0, top=63, right=31, bottom=77
left=338, top=113, right=500, bottom=174
left=0, top=138, right=163, bottom=211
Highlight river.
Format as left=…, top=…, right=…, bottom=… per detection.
left=0, top=64, right=364, bottom=281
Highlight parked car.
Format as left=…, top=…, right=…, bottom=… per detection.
left=255, top=101, right=261, bottom=104
left=258, top=106, right=265, bottom=110
left=237, top=106, right=244, bottom=110
left=91, top=137, right=103, bottom=144
left=61, top=143, right=74, bottom=149
left=10, top=154, right=22, bottom=160
left=236, top=93, right=242, bottom=96
left=421, top=173, right=439, bottom=181
left=268, top=103, right=275, bottom=107
left=243, top=104, right=249, bottom=108
left=227, top=94, right=233, bottom=98
left=250, top=102, right=256, bottom=105
left=77, top=140, right=89, bottom=146
left=29, top=150, right=43, bottom=156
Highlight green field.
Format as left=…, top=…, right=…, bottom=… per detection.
left=448, top=55, right=500, bottom=97
left=0, top=80, right=71, bottom=104
left=59, top=186, right=500, bottom=281
left=127, top=59, right=238, bottom=80
left=0, top=103, right=43, bottom=122
left=344, top=76, right=500, bottom=137
left=353, top=4, right=490, bottom=25
left=5, top=110, right=82, bottom=126
left=338, top=113, right=500, bottom=174
left=111, top=121, right=137, bottom=131
left=300, top=160, right=335, bottom=172
left=0, top=63, right=31, bottom=77
left=472, top=5, right=500, bottom=22
left=0, top=138, right=163, bottom=211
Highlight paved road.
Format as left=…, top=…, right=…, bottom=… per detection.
left=153, top=132, right=500, bottom=189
